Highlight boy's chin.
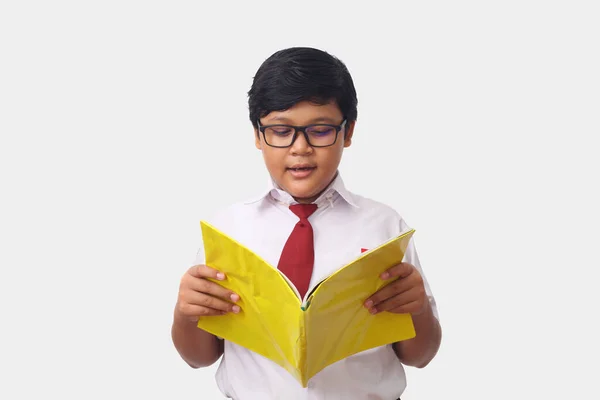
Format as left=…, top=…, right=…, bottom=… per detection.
left=284, top=184, right=322, bottom=203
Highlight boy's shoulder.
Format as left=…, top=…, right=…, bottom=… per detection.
left=349, top=191, right=402, bottom=216
left=203, top=198, right=252, bottom=226
left=201, top=189, right=272, bottom=231
left=328, top=175, right=408, bottom=223
left=346, top=191, right=413, bottom=232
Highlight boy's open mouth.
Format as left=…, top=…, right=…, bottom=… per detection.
left=287, top=163, right=316, bottom=171
left=287, top=164, right=316, bottom=178
left=288, top=167, right=315, bottom=171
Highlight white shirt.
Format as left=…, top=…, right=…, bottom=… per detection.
left=194, top=173, right=438, bottom=400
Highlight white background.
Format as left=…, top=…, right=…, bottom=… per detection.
left=1, top=1, right=599, bottom=399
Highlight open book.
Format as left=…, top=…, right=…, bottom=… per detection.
left=197, top=221, right=416, bottom=387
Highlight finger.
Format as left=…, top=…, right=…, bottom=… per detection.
left=364, top=278, right=413, bottom=309
left=372, top=287, right=422, bottom=313
left=178, top=303, right=227, bottom=320
left=188, top=264, right=226, bottom=281
left=366, top=277, right=416, bottom=308
left=187, top=277, right=240, bottom=303
left=184, top=290, right=241, bottom=313
left=380, top=262, right=414, bottom=280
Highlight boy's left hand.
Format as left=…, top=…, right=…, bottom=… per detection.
left=364, top=262, right=429, bottom=316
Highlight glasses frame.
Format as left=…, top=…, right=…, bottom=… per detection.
left=257, top=119, right=347, bottom=148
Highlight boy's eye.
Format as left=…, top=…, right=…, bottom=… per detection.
left=308, top=127, right=335, bottom=136
left=270, top=127, right=294, bottom=136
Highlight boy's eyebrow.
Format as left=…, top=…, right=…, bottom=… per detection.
left=267, top=116, right=340, bottom=124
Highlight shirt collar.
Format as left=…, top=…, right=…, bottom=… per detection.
left=244, top=171, right=359, bottom=208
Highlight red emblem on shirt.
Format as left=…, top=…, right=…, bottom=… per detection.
left=361, top=248, right=368, bottom=253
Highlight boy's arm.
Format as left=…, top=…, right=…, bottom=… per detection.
left=387, top=227, right=441, bottom=367
left=171, top=264, right=240, bottom=368
left=392, top=298, right=441, bottom=368
left=171, top=312, right=223, bottom=368
left=364, top=258, right=442, bottom=368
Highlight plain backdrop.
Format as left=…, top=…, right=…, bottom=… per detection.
left=1, top=1, right=599, bottom=399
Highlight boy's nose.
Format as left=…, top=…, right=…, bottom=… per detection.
left=290, top=133, right=313, bottom=155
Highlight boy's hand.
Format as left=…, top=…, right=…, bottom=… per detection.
left=364, top=262, right=428, bottom=316
left=175, top=264, right=241, bottom=322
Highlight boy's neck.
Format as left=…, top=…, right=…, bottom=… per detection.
left=273, top=172, right=339, bottom=205
left=293, top=195, right=321, bottom=204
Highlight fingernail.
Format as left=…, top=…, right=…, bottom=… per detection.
left=230, top=293, right=239, bottom=302
left=369, top=308, right=378, bottom=315
left=365, top=300, right=373, bottom=308
left=380, top=272, right=390, bottom=280
left=232, top=305, right=240, bottom=313
left=216, top=272, right=225, bottom=280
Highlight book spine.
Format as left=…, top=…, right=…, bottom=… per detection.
left=298, top=310, right=308, bottom=387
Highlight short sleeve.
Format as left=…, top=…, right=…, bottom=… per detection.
left=400, top=219, right=440, bottom=321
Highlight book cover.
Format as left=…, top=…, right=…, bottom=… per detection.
left=197, top=220, right=416, bottom=387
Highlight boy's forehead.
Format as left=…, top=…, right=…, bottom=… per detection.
left=262, top=100, right=343, bottom=124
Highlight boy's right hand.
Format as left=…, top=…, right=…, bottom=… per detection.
left=175, top=264, right=241, bottom=322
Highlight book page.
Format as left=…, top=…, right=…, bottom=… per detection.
left=197, top=221, right=303, bottom=381
left=303, top=230, right=417, bottom=382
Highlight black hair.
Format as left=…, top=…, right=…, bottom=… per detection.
left=248, top=47, right=358, bottom=128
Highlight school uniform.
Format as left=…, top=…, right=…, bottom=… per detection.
left=194, top=173, right=439, bottom=400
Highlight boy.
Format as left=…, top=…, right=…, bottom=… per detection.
left=172, top=47, right=441, bottom=399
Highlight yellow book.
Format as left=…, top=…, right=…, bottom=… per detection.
left=197, top=220, right=416, bottom=387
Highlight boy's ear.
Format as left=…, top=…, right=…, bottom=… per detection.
left=254, top=128, right=262, bottom=150
left=343, top=121, right=355, bottom=148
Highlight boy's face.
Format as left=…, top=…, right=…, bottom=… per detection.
left=255, top=100, right=354, bottom=204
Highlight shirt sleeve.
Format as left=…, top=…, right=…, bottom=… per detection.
left=400, top=219, right=440, bottom=321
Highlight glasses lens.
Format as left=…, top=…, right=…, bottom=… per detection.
left=306, top=125, right=338, bottom=146
left=264, top=126, right=295, bottom=147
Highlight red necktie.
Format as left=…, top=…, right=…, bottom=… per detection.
left=277, top=203, right=318, bottom=299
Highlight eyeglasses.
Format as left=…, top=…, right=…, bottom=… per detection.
left=257, top=120, right=347, bottom=148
